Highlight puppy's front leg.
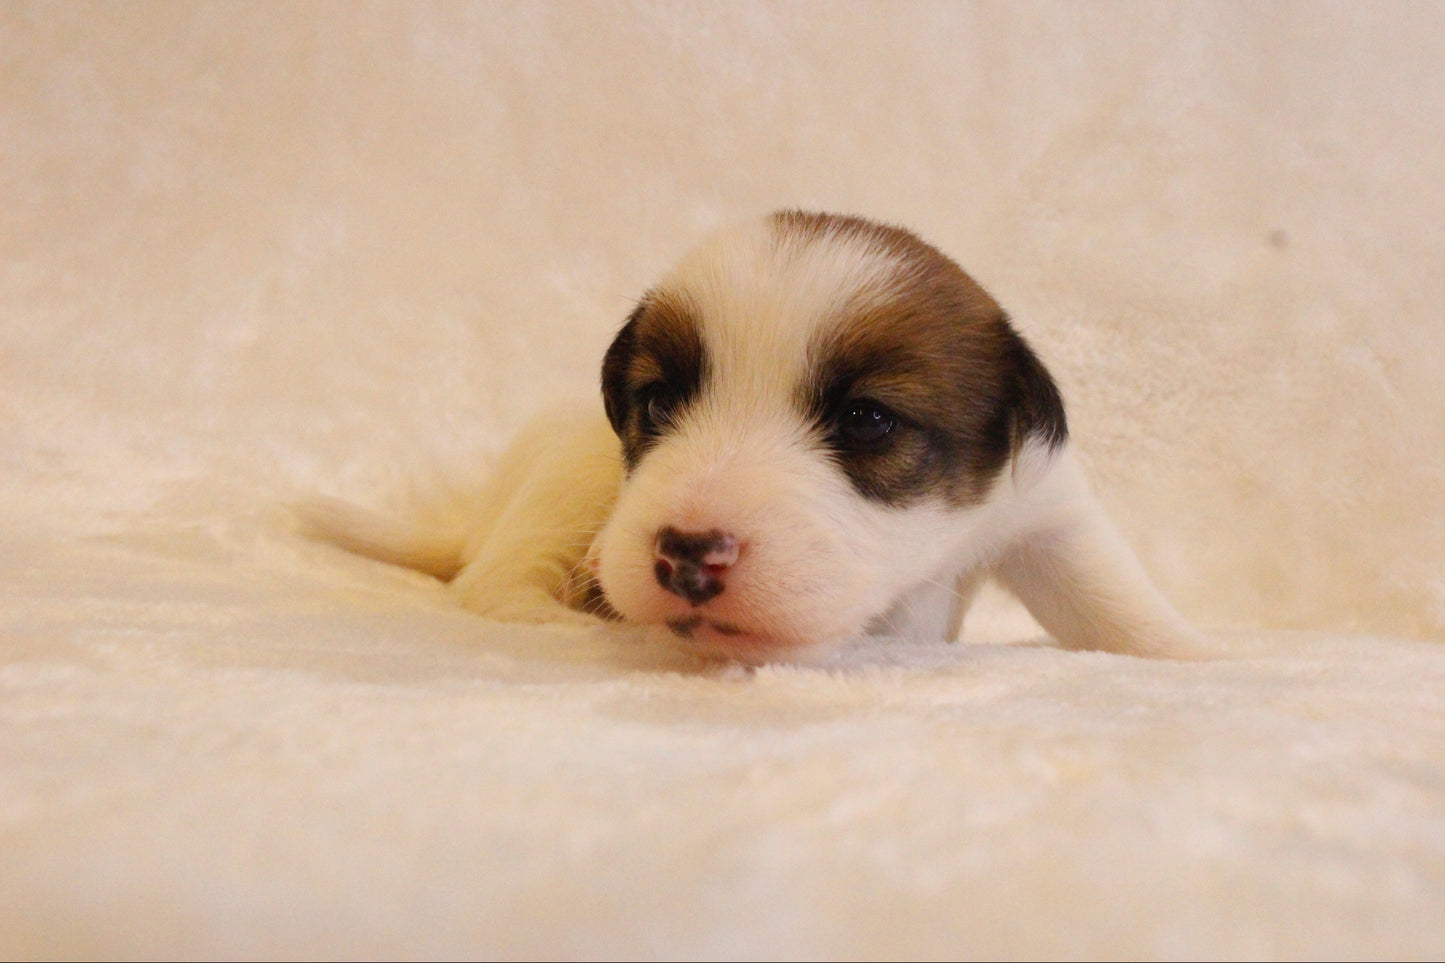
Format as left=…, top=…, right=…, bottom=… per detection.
left=995, top=455, right=1206, bottom=659
left=448, top=408, right=623, bottom=625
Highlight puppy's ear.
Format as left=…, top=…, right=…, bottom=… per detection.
left=1002, top=322, right=1068, bottom=453
left=601, top=305, right=643, bottom=435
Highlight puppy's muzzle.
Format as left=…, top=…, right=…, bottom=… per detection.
left=653, top=526, right=739, bottom=606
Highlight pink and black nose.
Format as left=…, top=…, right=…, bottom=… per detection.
left=653, top=526, right=739, bottom=605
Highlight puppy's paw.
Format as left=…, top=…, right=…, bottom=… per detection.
left=447, top=580, right=605, bottom=628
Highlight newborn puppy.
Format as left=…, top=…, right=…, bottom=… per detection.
left=303, top=211, right=1201, bottom=663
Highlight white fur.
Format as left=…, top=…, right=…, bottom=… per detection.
left=301, top=215, right=1204, bottom=664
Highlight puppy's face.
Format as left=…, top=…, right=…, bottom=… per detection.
left=593, top=211, right=1064, bottom=662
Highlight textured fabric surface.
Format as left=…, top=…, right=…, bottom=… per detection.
left=3, top=2, right=1443, bottom=957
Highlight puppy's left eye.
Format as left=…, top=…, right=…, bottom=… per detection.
left=637, top=385, right=675, bottom=435
left=836, top=401, right=896, bottom=445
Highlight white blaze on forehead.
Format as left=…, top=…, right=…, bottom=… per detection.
left=654, top=216, right=911, bottom=409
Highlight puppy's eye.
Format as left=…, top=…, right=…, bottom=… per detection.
left=637, top=386, right=674, bottom=434
left=836, top=401, right=896, bottom=445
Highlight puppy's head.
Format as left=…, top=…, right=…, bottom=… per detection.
left=594, top=211, right=1065, bottom=662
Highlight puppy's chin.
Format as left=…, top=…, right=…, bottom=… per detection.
left=653, top=616, right=837, bottom=667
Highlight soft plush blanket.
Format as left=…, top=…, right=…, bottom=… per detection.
left=3, top=2, right=1443, bottom=958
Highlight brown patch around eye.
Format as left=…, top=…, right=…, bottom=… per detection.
left=798, top=219, right=1066, bottom=507
left=599, top=290, right=708, bottom=470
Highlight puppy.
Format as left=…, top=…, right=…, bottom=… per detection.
left=302, top=211, right=1202, bottom=663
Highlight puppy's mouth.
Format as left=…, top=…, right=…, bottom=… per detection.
left=666, top=614, right=746, bottom=639
left=664, top=614, right=820, bottom=664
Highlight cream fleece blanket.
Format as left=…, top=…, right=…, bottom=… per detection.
left=3, top=2, right=1443, bottom=958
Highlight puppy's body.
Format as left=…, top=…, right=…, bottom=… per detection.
left=304, top=211, right=1202, bottom=663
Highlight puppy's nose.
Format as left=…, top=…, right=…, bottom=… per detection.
left=653, top=526, right=739, bottom=606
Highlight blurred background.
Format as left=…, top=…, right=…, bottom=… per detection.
left=4, top=0, right=1443, bottom=639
